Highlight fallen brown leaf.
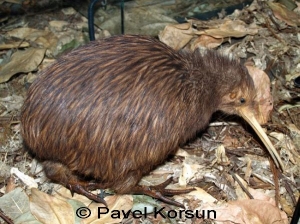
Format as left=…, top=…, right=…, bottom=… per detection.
left=84, top=195, right=133, bottom=224
left=30, top=188, right=75, bottom=224
left=268, top=2, right=300, bottom=27
left=159, top=23, right=194, bottom=50
left=0, top=48, right=46, bottom=83
left=0, top=41, right=30, bottom=50
left=7, top=28, right=48, bottom=41
left=190, top=35, right=224, bottom=50
left=54, top=187, right=133, bottom=223
left=200, top=199, right=288, bottom=224
left=195, top=19, right=258, bottom=38
left=245, top=64, right=273, bottom=125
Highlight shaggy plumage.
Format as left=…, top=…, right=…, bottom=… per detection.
left=21, top=35, right=256, bottom=201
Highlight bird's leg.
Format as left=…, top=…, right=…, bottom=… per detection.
left=131, top=178, right=195, bottom=208
left=42, top=161, right=107, bottom=206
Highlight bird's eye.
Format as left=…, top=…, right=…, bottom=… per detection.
left=240, top=98, right=246, bottom=104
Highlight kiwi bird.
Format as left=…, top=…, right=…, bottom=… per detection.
left=21, top=35, right=284, bottom=207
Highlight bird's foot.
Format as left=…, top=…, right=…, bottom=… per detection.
left=67, top=183, right=108, bottom=206
left=132, top=177, right=195, bottom=208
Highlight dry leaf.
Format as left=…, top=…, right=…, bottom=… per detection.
left=268, top=2, right=300, bottom=27
left=7, top=28, right=48, bottom=41
left=0, top=48, right=46, bottom=83
left=159, top=23, right=194, bottom=50
left=245, top=64, right=273, bottom=124
left=83, top=195, right=133, bottom=224
left=0, top=187, right=38, bottom=223
left=187, top=187, right=217, bottom=203
left=197, top=188, right=288, bottom=224
left=10, top=167, right=38, bottom=189
left=230, top=199, right=288, bottom=224
left=54, top=187, right=133, bottom=223
left=30, top=188, right=75, bottom=224
left=179, top=162, right=202, bottom=187
left=55, top=186, right=95, bottom=205
left=0, top=41, right=30, bottom=50
left=200, top=199, right=288, bottom=224
left=7, top=27, right=58, bottom=54
left=214, top=145, right=230, bottom=165
left=195, top=19, right=258, bottom=38
left=189, top=35, right=224, bottom=50
left=160, top=19, right=257, bottom=51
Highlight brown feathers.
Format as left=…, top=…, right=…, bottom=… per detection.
left=21, top=35, right=255, bottom=194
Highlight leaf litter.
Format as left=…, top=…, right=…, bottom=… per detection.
left=0, top=0, right=299, bottom=223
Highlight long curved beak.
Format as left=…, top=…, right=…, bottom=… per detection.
left=238, top=107, right=284, bottom=171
